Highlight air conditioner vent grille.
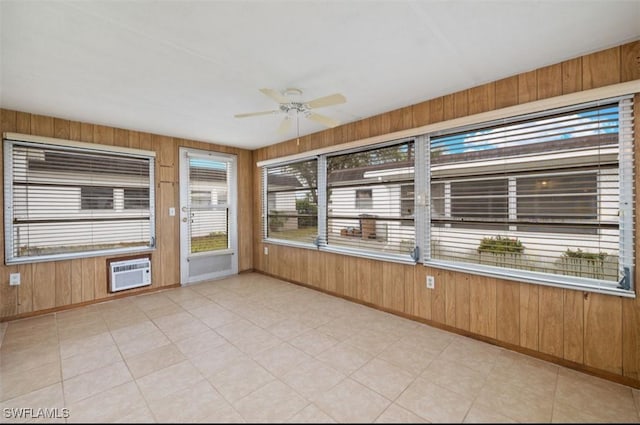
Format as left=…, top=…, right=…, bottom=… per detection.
left=109, top=257, right=151, bottom=292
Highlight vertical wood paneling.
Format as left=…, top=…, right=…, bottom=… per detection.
left=389, top=106, right=413, bottom=132
left=237, top=150, right=253, bottom=271
left=81, top=258, right=96, bottom=302
left=620, top=40, right=640, bottom=82
left=538, top=286, right=564, bottom=357
left=32, top=115, right=54, bottom=137
left=0, top=110, right=18, bottom=317
left=80, top=122, right=94, bottom=143
left=537, top=63, right=562, bottom=99
left=520, top=283, right=539, bottom=350
left=413, top=266, right=432, bottom=321
left=431, top=268, right=446, bottom=324
left=455, top=273, right=470, bottom=331
left=307, top=249, right=323, bottom=289
left=70, top=259, right=83, bottom=305
left=563, top=289, right=584, bottom=364
left=94, top=257, right=108, bottom=300
left=158, top=182, right=179, bottom=287
left=53, top=118, right=70, bottom=139
left=495, top=76, right=519, bottom=109
left=114, top=129, right=129, bottom=147
left=496, top=280, right=520, bottom=345
left=16, top=111, right=31, bottom=134
left=443, top=94, right=455, bottom=121
left=518, top=70, right=538, bottom=104
left=94, top=125, right=114, bottom=145
left=469, top=276, right=497, bottom=338
left=445, top=270, right=456, bottom=327
left=55, top=261, right=72, bottom=307
left=429, top=97, right=445, bottom=124
left=69, top=121, right=81, bottom=141
left=33, top=262, right=56, bottom=311
left=382, top=262, right=405, bottom=312
left=562, top=58, right=583, bottom=94
left=17, top=264, right=33, bottom=314
left=128, top=131, right=140, bottom=149
left=584, top=293, right=622, bottom=374
left=583, top=46, right=620, bottom=89
left=622, top=296, right=640, bottom=381
left=468, top=83, right=495, bottom=115
left=412, top=101, right=431, bottom=127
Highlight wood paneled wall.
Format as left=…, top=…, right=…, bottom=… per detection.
left=253, top=41, right=640, bottom=386
left=0, top=111, right=254, bottom=320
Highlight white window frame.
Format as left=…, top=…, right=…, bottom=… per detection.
left=423, top=96, right=635, bottom=298
left=3, top=133, right=156, bottom=265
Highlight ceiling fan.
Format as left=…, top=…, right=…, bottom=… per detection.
left=234, top=88, right=346, bottom=134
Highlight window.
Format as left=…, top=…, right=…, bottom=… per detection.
left=124, top=187, right=149, bottom=210
left=264, top=159, right=318, bottom=244
left=4, top=136, right=155, bottom=264
left=427, top=98, right=633, bottom=294
left=327, top=141, right=415, bottom=255
left=355, top=189, right=372, bottom=209
left=81, top=186, right=114, bottom=210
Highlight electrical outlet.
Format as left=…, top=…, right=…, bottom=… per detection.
left=426, top=275, right=435, bottom=289
left=264, top=246, right=269, bottom=255
left=9, top=273, right=20, bottom=286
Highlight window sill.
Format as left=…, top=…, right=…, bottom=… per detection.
left=6, top=246, right=156, bottom=265
left=425, top=259, right=635, bottom=298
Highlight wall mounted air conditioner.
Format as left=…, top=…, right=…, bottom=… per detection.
left=109, top=257, right=151, bottom=292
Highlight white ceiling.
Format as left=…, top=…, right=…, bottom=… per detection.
left=1, top=1, right=639, bottom=150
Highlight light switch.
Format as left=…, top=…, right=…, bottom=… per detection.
left=9, top=273, right=20, bottom=286
left=169, top=207, right=176, bottom=216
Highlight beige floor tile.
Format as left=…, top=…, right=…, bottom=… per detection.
left=396, top=377, right=473, bottom=423
left=116, top=328, right=170, bottom=358
left=473, top=376, right=554, bottom=423
left=634, top=388, right=640, bottom=416
left=175, top=296, right=214, bottom=311
left=57, top=320, right=109, bottom=342
left=114, top=405, right=157, bottom=423
left=282, top=358, right=346, bottom=399
left=436, top=337, right=502, bottom=376
left=66, top=381, right=147, bottom=423
left=288, top=403, right=336, bottom=423
left=208, top=357, right=275, bottom=403
left=173, top=329, right=226, bottom=358
left=0, top=344, right=60, bottom=375
left=61, top=343, right=123, bottom=380
left=313, top=378, right=391, bottom=423
left=63, top=360, right=132, bottom=404
left=189, top=341, right=248, bottom=378
left=125, top=342, right=185, bottom=379
left=554, top=368, right=638, bottom=423
left=352, top=358, right=415, bottom=400
left=132, top=292, right=175, bottom=312
left=376, top=339, right=436, bottom=376
left=316, top=341, right=372, bottom=375
left=152, top=311, right=210, bottom=342
left=190, top=303, right=240, bottom=329
left=110, top=320, right=159, bottom=345
left=0, top=361, right=61, bottom=402
left=144, top=302, right=185, bottom=320
left=59, top=331, right=115, bottom=359
left=136, top=360, right=203, bottom=402
left=289, top=329, right=340, bottom=356
left=253, top=342, right=313, bottom=377
left=315, top=319, right=361, bottom=342
left=463, top=403, right=518, bottom=423
left=374, top=403, right=430, bottom=423
left=420, top=358, right=488, bottom=399
left=104, top=311, right=150, bottom=331
left=266, top=319, right=312, bottom=341
left=345, top=328, right=399, bottom=356
left=0, top=383, right=65, bottom=423
left=147, top=379, right=235, bottom=423
left=216, top=319, right=282, bottom=355
left=551, top=400, right=625, bottom=423
left=233, top=380, right=308, bottom=423
left=400, top=327, right=455, bottom=356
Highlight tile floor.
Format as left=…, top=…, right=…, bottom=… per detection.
left=1, top=272, right=639, bottom=423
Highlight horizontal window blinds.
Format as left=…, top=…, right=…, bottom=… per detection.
left=265, top=159, right=318, bottom=244
left=327, top=141, right=415, bottom=255
left=187, top=156, right=229, bottom=254
left=4, top=140, right=155, bottom=263
left=427, top=100, right=630, bottom=288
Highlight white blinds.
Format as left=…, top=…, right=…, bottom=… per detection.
left=187, top=156, right=229, bottom=254
left=427, top=99, right=633, bottom=289
left=265, top=159, right=318, bottom=244
left=4, top=139, right=155, bottom=263
left=326, top=141, right=415, bottom=256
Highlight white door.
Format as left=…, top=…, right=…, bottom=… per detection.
left=179, top=148, right=237, bottom=285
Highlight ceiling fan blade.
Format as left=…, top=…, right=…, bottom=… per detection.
left=305, top=93, right=346, bottom=109
left=259, top=88, right=288, bottom=104
left=277, top=116, right=292, bottom=134
left=234, top=110, right=279, bottom=118
left=306, top=112, right=340, bottom=128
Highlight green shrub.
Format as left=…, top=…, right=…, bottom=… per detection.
left=268, top=211, right=285, bottom=231
left=477, top=236, right=524, bottom=254
left=561, top=248, right=607, bottom=262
